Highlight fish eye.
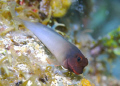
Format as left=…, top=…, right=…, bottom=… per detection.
left=77, top=57, right=81, bottom=62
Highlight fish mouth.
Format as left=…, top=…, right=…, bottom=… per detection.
left=63, top=59, right=84, bottom=74
left=68, top=61, right=84, bottom=75
left=63, top=59, right=76, bottom=73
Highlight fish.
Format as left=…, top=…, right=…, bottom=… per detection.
left=22, top=20, right=88, bottom=74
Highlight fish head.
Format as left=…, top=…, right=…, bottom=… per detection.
left=63, top=51, right=88, bottom=74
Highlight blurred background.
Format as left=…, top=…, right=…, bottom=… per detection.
left=62, top=0, right=120, bottom=85
left=55, top=0, right=120, bottom=85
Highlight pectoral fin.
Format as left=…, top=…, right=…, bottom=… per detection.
left=46, top=58, right=60, bottom=66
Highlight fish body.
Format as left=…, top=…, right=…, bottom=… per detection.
left=22, top=20, right=88, bottom=74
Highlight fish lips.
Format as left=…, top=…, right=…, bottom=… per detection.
left=63, top=58, right=88, bottom=74
left=71, top=58, right=88, bottom=74
left=67, top=61, right=84, bottom=75
left=63, top=59, right=84, bottom=74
